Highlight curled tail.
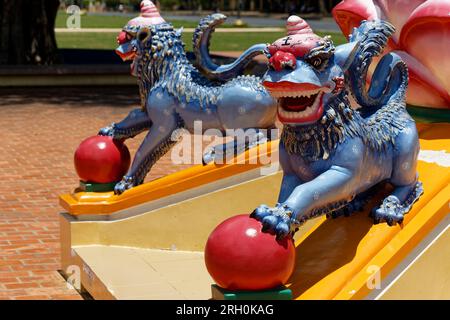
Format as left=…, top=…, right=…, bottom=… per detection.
left=346, top=20, right=408, bottom=109
left=193, top=14, right=266, bottom=82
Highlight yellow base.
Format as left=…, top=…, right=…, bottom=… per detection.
left=60, top=123, right=450, bottom=300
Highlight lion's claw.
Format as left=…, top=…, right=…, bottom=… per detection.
left=98, top=123, right=116, bottom=137
left=274, top=222, right=290, bottom=240
left=251, top=204, right=272, bottom=221
left=251, top=203, right=296, bottom=239
left=114, top=176, right=135, bottom=195
left=371, top=195, right=405, bottom=226
left=261, top=215, right=278, bottom=232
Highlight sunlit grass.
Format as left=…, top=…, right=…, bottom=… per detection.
left=56, top=31, right=347, bottom=52
left=56, top=12, right=241, bottom=29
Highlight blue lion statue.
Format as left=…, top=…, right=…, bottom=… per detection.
left=251, top=16, right=423, bottom=239
left=99, top=1, right=277, bottom=194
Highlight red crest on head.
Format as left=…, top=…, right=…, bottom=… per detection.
left=268, top=15, right=324, bottom=63
left=122, top=0, right=166, bottom=34
left=286, top=15, right=314, bottom=35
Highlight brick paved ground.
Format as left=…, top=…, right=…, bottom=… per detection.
left=0, top=87, right=196, bottom=300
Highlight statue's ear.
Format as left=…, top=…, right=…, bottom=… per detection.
left=334, top=41, right=359, bottom=71
left=175, top=27, right=184, bottom=38
left=136, top=27, right=151, bottom=44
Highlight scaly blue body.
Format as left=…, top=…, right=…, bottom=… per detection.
left=99, top=14, right=277, bottom=194
left=252, top=18, right=423, bottom=239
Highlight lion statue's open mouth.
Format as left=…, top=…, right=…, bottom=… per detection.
left=264, top=81, right=333, bottom=123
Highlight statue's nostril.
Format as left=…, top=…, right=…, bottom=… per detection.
left=117, top=31, right=128, bottom=45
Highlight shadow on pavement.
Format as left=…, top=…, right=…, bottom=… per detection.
left=0, top=86, right=140, bottom=108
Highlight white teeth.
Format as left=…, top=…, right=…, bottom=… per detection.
left=277, top=91, right=324, bottom=121
left=268, top=89, right=321, bottom=99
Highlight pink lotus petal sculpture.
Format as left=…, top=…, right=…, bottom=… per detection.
left=333, top=0, right=450, bottom=110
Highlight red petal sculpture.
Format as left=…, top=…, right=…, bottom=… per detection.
left=333, top=0, right=450, bottom=109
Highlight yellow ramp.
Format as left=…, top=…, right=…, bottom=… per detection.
left=59, top=124, right=450, bottom=300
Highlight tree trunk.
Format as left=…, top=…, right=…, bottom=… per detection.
left=318, top=0, right=328, bottom=16
left=0, top=0, right=60, bottom=65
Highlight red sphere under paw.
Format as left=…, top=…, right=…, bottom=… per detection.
left=205, top=214, right=296, bottom=291
left=74, top=136, right=130, bottom=184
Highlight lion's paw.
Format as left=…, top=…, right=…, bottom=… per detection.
left=114, top=176, right=135, bottom=195
left=250, top=204, right=297, bottom=240
left=371, top=195, right=405, bottom=226
left=98, top=124, right=116, bottom=137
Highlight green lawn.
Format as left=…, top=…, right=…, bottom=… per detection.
left=55, top=10, right=348, bottom=51
left=56, top=11, right=241, bottom=29
left=56, top=12, right=130, bottom=28
left=56, top=31, right=347, bottom=52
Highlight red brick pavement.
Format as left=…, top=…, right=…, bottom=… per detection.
left=0, top=87, right=196, bottom=300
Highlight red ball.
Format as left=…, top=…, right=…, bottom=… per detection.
left=205, top=214, right=296, bottom=291
left=74, top=136, right=130, bottom=184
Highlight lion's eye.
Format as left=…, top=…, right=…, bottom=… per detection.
left=311, top=57, right=322, bottom=68
left=138, top=31, right=149, bottom=42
